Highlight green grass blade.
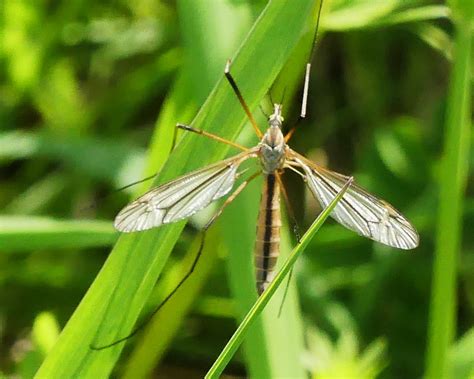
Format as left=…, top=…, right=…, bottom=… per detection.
left=36, top=1, right=318, bottom=377
left=424, top=2, right=473, bottom=378
left=0, top=216, right=116, bottom=252
left=323, top=2, right=449, bottom=31
left=0, top=130, right=145, bottom=186
left=206, top=178, right=353, bottom=378
left=375, top=5, right=450, bottom=26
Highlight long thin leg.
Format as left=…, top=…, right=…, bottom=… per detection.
left=276, top=173, right=301, bottom=242
left=115, top=174, right=157, bottom=193
left=114, top=119, right=183, bottom=198
left=91, top=119, right=244, bottom=215
left=90, top=233, right=208, bottom=350
left=284, top=0, right=325, bottom=142
left=278, top=267, right=294, bottom=317
left=300, top=63, right=311, bottom=119
left=274, top=173, right=300, bottom=316
left=224, top=60, right=263, bottom=138
left=283, top=64, right=312, bottom=143
left=177, top=123, right=249, bottom=152
left=90, top=171, right=261, bottom=350
left=79, top=173, right=158, bottom=215
left=110, top=122, right=242, bottom=211
left=203, top=171, right=261, bottom=230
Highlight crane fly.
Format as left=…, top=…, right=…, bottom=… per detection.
left=115, top=68, right=419, bottom=295
left=90, top=1, right=421, bottom=351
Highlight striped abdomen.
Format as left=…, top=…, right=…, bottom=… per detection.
left=255, top=173, right=281, bottom=294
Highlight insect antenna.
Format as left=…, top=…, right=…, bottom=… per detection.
left=269, top=90, right=275, bottom=106
left=258, top=105, right=269, bottom=119
left=280, top=86, right=288, bottom=106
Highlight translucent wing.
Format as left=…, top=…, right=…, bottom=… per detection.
left=289, top=151, right=419, bottom=250
left=115, top=152, right=254, bottom=232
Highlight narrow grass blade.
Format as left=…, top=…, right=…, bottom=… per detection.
left=424, top=2, right=472, bottom=378
left=206, top=177, right=354, bottom=378
left=375, top=5, right=450, bottom=26
left=323, top=2, right=449, bottom=31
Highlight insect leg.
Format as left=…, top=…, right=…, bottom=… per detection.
left=284, top=0, right=325, bottom=142
left=274, top=172, right=299, bottom=316
left=224, top=60, right=263, bottom=138
left=203, top=170, right=261, bottom=230
left=90, top=233, right=208, bottom=350
left=177, top=123, right=249, bottom=151
left=277, top=267, right=294, bottom=317
left=79, top=174, right=159, bottom=216
left=285, top=162, right=306, bottom=179
left=276, top=172, right=301, bottom=242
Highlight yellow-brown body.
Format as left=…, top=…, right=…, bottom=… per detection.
left=254, top=104, right=286, bottom=294
left=255, top=174, right=281, bottom=294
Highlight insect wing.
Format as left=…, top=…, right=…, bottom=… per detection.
left=291, top=153, right=419, bottom=249
left=115, top=152, right=253, bottom=232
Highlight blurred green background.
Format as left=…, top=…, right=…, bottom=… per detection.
left=1, top=0, right=473, bottom=378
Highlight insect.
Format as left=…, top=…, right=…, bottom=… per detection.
left=115, top=54, right=419, bottom=296
left=90, top=1, right=420, bottom=352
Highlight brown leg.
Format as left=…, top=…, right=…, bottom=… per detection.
left=177, top=123, right=249, bottom=152
left=284, top=0, right=325, bottom=142
left=276, top=172, right=301, bottom=241
left=204, top=171, right=261, bottom=230
left=224, top=60, right=263, bottom=138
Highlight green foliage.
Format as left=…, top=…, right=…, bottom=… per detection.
left=305, top=327, right=387, bottom=379
left=425, top=2, right=473, bottom=377
left=1, top=0, right=472, bottom=378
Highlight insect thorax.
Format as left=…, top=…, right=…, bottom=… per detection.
left=259, top=125, right=286, bottom=173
